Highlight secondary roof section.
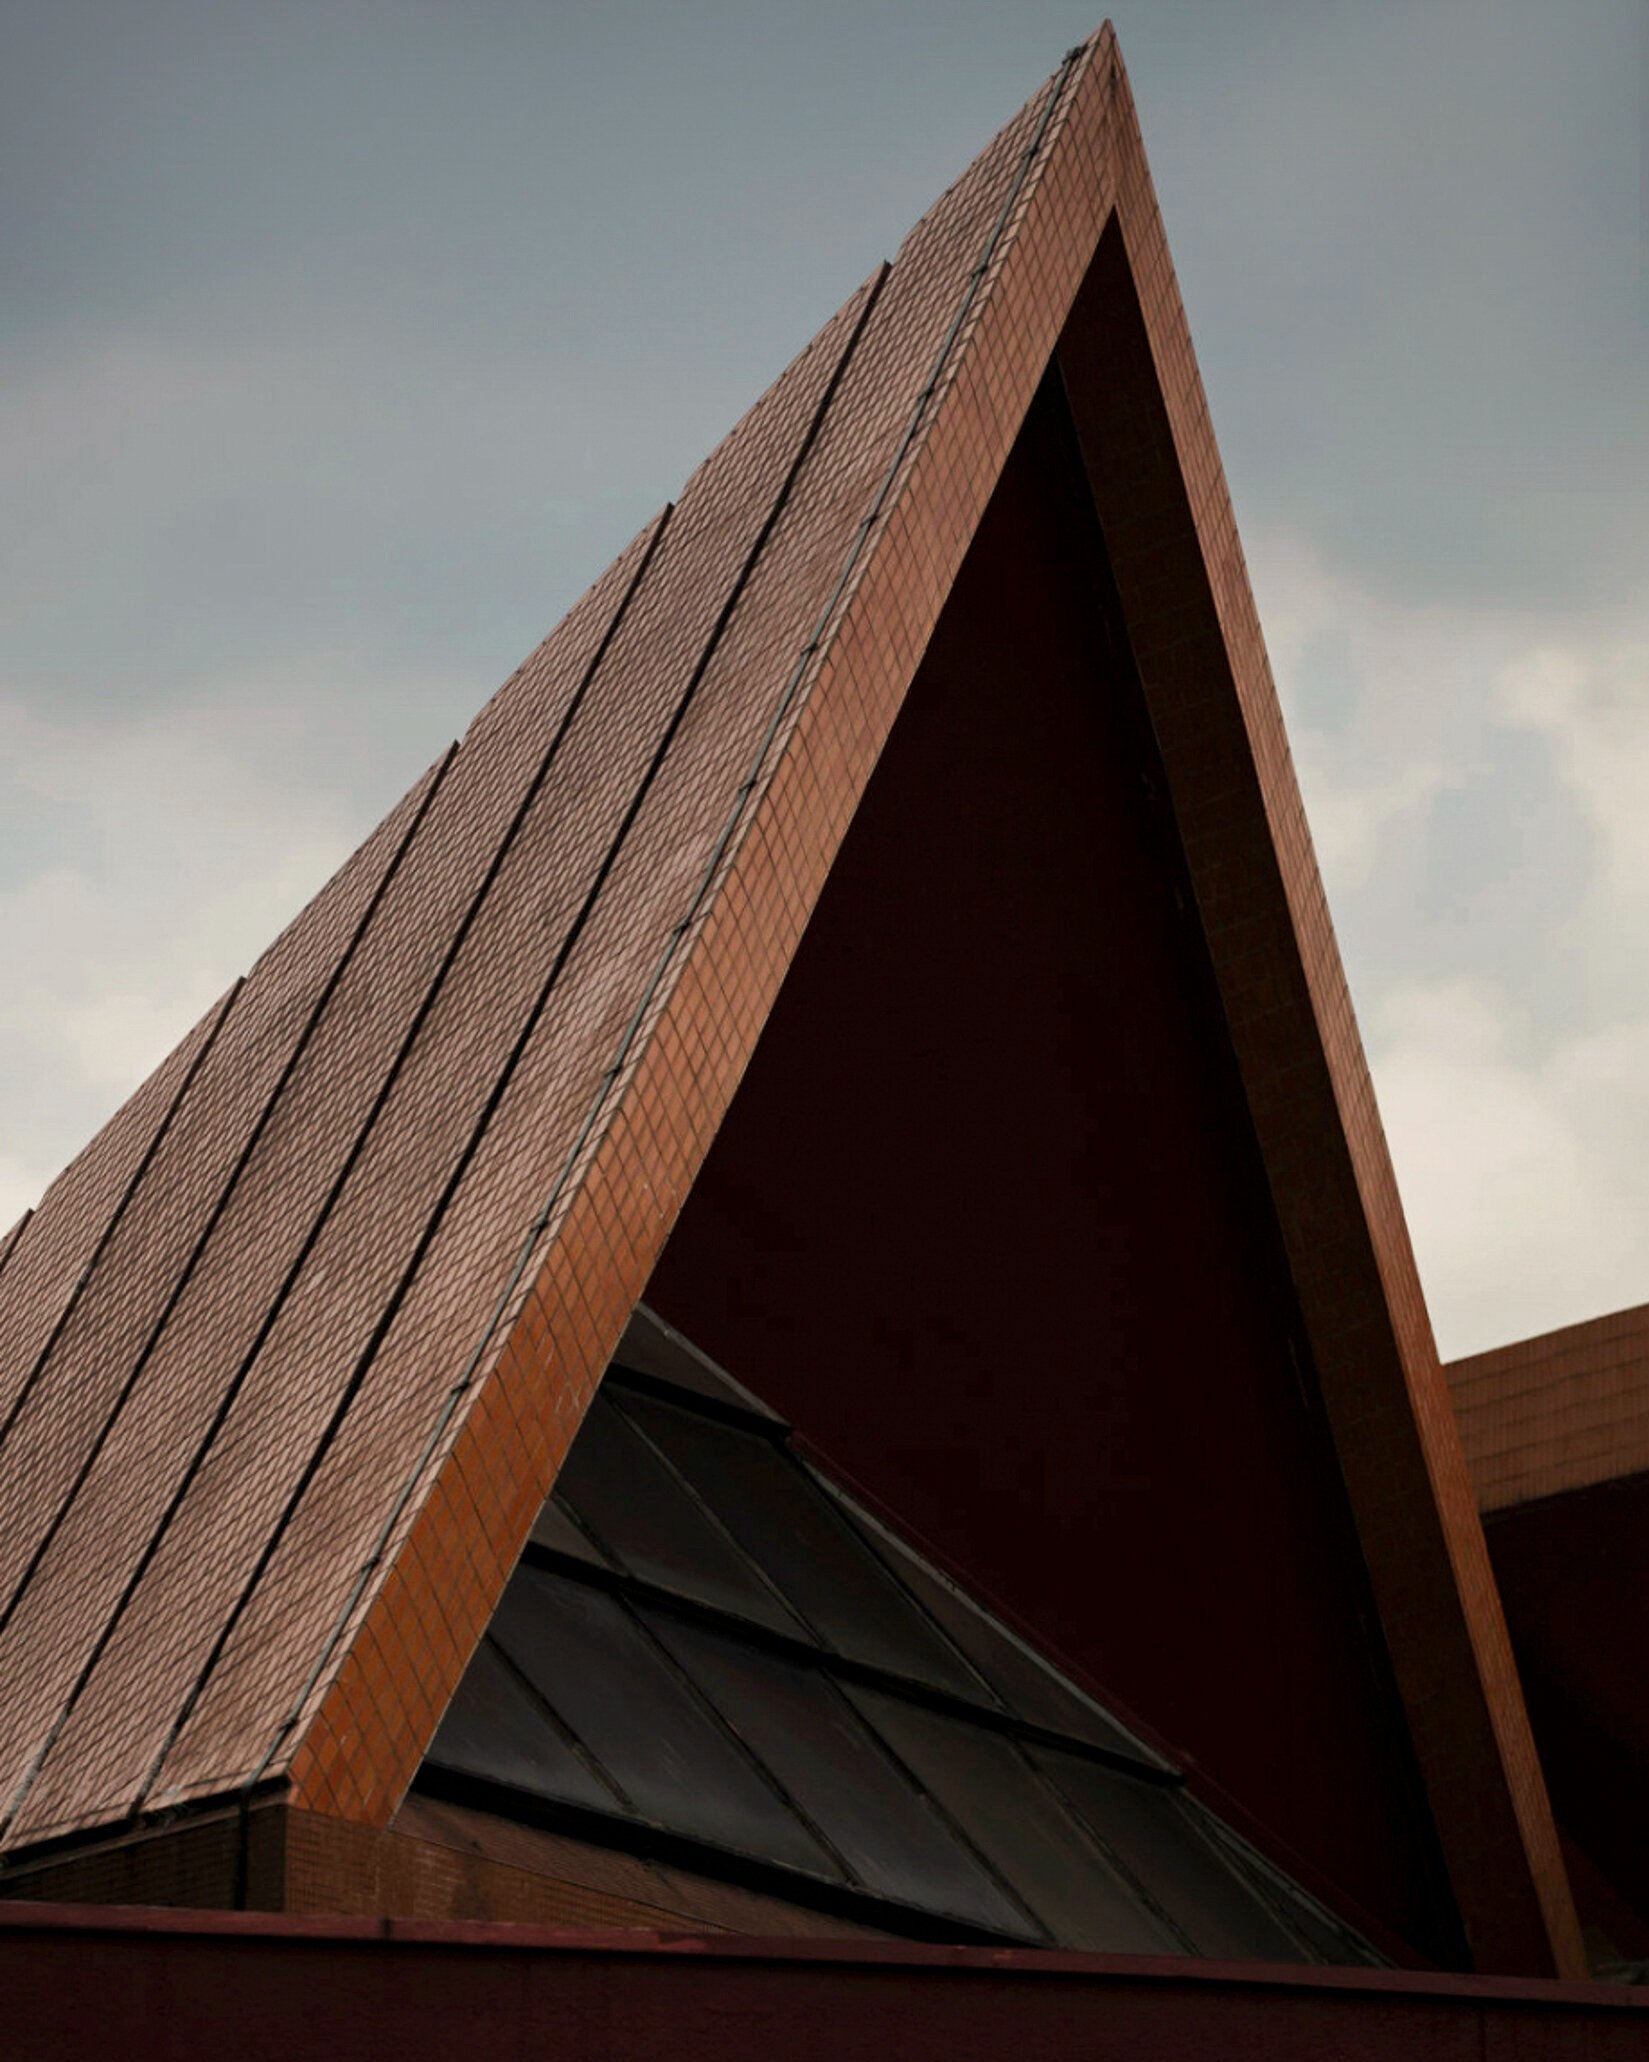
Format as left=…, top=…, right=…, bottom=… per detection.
left=0, top=25, right=1583, bottom=1980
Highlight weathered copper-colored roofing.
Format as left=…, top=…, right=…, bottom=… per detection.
left=0, top=26, right=1582, bottom=1977
left=1448, top=1301, right=1649, bottom=1513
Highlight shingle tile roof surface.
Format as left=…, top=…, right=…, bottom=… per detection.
left=0, top=26, right=1584, bottom=1981
left=1448, top=1302, right=1649, bottom=1513
left=0, top=51, right=1074, bottom=1857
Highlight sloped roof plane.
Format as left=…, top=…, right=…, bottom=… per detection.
left=0, top=26, right=1582, bottom=1979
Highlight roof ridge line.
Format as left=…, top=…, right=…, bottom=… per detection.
left=1448, top=1298, right=1649, bottom=1371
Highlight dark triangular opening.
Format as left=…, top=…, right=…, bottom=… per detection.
left=631, top=357, right=1461, bottom=1964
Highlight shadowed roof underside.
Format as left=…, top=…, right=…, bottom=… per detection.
left=0, top=26, right=1582, bottom=1979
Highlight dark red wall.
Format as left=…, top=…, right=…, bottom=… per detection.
left=1486, top=1473, right=1649, bottom=1952
left=5, top=1906, right=1639, bottom=2061
left=647, top=376, right=1456, bottom=1960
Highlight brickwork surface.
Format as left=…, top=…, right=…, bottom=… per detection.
left=1449, top=1302, right=1649, bottom=1512
left=325, top=1797, right=888, bottom=1937
left=0, top=25, right=1580, bottom=1979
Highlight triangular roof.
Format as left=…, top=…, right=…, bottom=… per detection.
left=0, top=26, right=1581, bottom=1978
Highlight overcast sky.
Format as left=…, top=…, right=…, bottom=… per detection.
left=1, top=0, right=1644, bottom=1358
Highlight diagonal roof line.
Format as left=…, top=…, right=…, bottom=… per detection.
left=0, top=758, right=458, bottom=1840
left=1043, top=120, right=1580, bottom=1974
left=0, top=1214, right=31, bottom=1294
left=113, top=511, right=682, bottom=1821
left=0, top=979, right=242, bottom=1441
left=441, top=41, right=1083, bottom=1432
left=244, top=46, right=1088, bottom=1802
left=215, top=255, right=898, bottom=1813
left=0, top=983, right=239, bottom=1463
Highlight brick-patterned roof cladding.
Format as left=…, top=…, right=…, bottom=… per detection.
left=1449, top=1300, right=1649, bottom=1513
left=0, top=25, right=1583, bottom=1980
left=0, top=46, right=1059, bottom=1865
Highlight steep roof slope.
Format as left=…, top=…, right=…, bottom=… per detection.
left=0, top=45, right=1070, bottom=1868
left=0, top=27, right=1581, bottom=1978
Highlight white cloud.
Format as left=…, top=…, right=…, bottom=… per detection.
left=1254, top=531, right=1649, bottom=1357
left=0, top=1156, right=45, bottom=1236
left=1373, top=978, right=1649, bottom=1356
left=1500, top=636, right=1649, bottom=903
left=0, top=680, right=403, bottom=1208
left=1292, top=755, right=1456, bottom=894
left=60, top=978, right=231, bottom=1097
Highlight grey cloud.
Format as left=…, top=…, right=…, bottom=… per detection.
left=1132, top=0, right=1647, bottom=612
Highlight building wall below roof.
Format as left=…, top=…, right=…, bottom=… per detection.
left=1446, top=1301, right=1649, bottom=1952
left=1482, top=1471, right=1649, bottom=1955
left=0, top=1794, right=887, bottom=1939
left=1449, top=1302, right=1649, bottom=1512
left=389, top=1795, right=890, bottom=1940
left=644, top=374, right=1456, bottom=1963
left=0, top=1802, right=282, bottom=1913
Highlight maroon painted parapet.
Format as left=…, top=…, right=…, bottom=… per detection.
left=1, top=1904, right=1641, bottom=2061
